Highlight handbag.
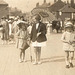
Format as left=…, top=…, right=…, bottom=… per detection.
left=21, top=41, right=29, bottom=50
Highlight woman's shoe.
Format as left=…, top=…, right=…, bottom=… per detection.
left=19, top=59, right=22, bottom=63
left=23, top=59, right=27, bottom=62
left=38, top=61, right=42, bottom=65
left=33, top=62, right=37, bottom=65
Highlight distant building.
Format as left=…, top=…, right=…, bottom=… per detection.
left=31, top=0, right=57, bottom=22
left=58, top=4, right=75, bottom=21
left=48, top=0, right=65, bottom=18
left=71, top=0, right=75, bottom=8
left=31, top=0, right=75, bottom=23
left=0, top=0, right=9, bottom=19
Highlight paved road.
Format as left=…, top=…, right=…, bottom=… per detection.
left=0, top=33, right=75, bottom=75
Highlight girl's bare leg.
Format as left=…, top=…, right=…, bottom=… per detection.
left=19, top=49, right=22, bottom=63
left=65, top=51, right=69, bottom=68
left=69, top=51, right=74, bottom=67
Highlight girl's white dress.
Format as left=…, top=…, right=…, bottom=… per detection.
left=61, top=31, right=75, bottom=51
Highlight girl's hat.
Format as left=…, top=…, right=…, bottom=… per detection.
left=64, top=22, right=73, bottom=28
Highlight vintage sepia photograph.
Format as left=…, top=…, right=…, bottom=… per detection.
left=0, top=0, right=75, bottom=75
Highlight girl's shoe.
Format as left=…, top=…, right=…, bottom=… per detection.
left=66, top=65, right=70, bottom=68
left=70, top=63, right=73, bottom=68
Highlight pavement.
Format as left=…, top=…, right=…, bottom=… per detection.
left=0, top=33, right=75, bottom=75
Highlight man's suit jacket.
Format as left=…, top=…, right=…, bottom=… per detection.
left=31, top=22, right=47, bottom=42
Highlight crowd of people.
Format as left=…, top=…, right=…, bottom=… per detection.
left=0, top=14, right=47, bottom=65
left=0, top=14, right=75, bottom=69
left=0, top=16, right=22, bottom=44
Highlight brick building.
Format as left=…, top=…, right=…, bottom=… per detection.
left=0, top=0, right=8, bottom=19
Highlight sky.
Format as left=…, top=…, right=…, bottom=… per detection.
left=4, top=0, right=69, bottom=12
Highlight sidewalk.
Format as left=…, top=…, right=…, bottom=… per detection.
left=0, top=34, right=75, bottom=75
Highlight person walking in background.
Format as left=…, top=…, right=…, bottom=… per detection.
left=61, top=21, right=75, bottom=68
left=27, top=23, right=32, bottom=37
left=1, top=17, right=9, bottom=44
left=16, top=21, right=29, bottom=63
left=13, top=17, right=18, bottom=43
left=30, top=14, right=47, bottom=65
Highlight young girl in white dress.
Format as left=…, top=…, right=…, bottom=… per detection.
left=61, top=21, right=75, bottom=68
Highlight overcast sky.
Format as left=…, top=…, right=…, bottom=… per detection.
left=4, top=0, right=69, bottom=12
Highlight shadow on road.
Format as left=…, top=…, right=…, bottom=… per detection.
left=41, top=56, right=65, bottom=63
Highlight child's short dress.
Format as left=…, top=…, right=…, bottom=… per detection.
left=61, top=31, right=75, bottom=52
left=16, top=30, right=28, bottom=50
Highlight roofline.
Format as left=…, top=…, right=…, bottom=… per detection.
left=0, top=4, right=8, bottom=6
left=59, top=11, right=75, bottom=13
left=49, top=0, right=65, bottom=8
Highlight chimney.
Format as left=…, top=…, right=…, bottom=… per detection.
left=71, top=0, right=74, bottom=7
left=54, top=0, right=57, bottom=3
left=67, top=0, right=69, bottom=4
left=58, top=0, right=61, bottom=1
left=44, top=0, right=46, bottom=3
left=36, top=2, right=39, bottom=7
left=71, top=0, right=74, bottom=4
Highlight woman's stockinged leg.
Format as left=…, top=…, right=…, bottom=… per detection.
left=34, top=47, right=37, bottom=62
left=37, top=47, right=41, bottom=62
left=33, top=47, right=38, bottom=65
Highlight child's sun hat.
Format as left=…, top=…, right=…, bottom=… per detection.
left=64, top=21, right=73, bottom=28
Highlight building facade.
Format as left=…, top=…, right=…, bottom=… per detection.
left=0, top=0, right=8, bottom=19
left=31, top=0, right=57, bottom=22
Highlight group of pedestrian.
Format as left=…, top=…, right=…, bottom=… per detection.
left=0, top=17, right=9, bottom=44
left=0, top=16, right=27, bottom=44
left=16, top=14, right=47, bottom=65
left=0, top=14, right=75, bottom=68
